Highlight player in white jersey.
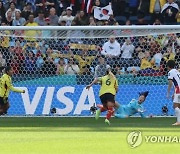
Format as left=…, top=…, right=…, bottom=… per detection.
left=167, top=60, right=180, bottom=126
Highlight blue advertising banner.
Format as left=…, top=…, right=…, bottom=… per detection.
left=8, top=85, right=174, bottom=116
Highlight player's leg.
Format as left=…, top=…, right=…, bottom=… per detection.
left=105, top=105, right=114, bottom=125
left=3, top=98, right=10, bottom=114
left=0, top=106, right=4, bottom=115
left=114, top=104, right=128, bottom=118
left=172, top=104, right=180, bottom=126
left=107, top=101, right=115, bottom=108
left=104, top=99, right=116, bottom=125
left=172, top=94, right=180, bottom=126
left=173, top=103, right=180, bottom=125
left=97, top=104, right=107, bottom=112
left=3, top=102, right=10, bottom=114
left=95, top=94, right=109, bottom=120
left=114, top=101, right=119, bottom=110
left=104, top=94, right=116, bottom=124
left=114, top=113, right=128, bottom=118
left=0, top=97, right=5, bottom=115
left=95, top=106, right=106, bottom=120
left=95, top=101, right=114, bottom=121
left=96, top=93, right=116, bottom=123
left=0, top=103, right=10, bottom=115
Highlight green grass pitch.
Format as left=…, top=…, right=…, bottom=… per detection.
left=0, top=117, right=180, bottom=154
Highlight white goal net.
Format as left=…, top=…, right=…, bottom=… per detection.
left=0, top=25, right=179, bottom=116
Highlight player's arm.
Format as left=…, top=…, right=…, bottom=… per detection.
left=6, top=79, right=25, bottom=93
left=167, top=79, right=173, bottom=99
left=114, top=79, right=118, bottom=93
left=139, top=113, right=149, bottom=118
left=86, top=78, right=100, bottom=90
left=129, top=99, right=146, bottom=117
left=139, top=111, right=147, bottom=118
left=139, top=111, right=152, bottom=118
left=136, top=105, right=150, bottom=118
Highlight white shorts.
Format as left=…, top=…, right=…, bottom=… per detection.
left=173, top=94, right=180, bottom=104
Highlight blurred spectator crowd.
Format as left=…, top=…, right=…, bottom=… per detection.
left=0, top=0, right=180, bottom=80
left=0, top=32, right=180, bottom=78
left=1, top=0, right=180, bottom=26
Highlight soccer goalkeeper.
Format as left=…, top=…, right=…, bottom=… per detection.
left=114, top=91, right=149, bottom=118
left=0, top=66, right=25, bottom=115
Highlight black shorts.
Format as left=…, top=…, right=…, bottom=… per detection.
left=0, top=97, right=8, bottom=106
left=100, top=93, right=115, bottom=107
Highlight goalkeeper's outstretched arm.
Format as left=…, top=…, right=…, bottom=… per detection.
left=139, top=111, right=147, bottom=118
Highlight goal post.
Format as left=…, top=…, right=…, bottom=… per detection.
left=0, top=25, right=179, bottom=116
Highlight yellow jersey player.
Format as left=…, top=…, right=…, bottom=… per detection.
left=86, top=68, right=118, bottom=125
left=0, top=66, right=25, bottom=115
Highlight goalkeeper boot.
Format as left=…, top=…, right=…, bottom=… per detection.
left=105, top=119, right=110, bottom=125
left=95, top=109, right=101, bottom=120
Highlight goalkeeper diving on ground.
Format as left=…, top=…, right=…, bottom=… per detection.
left=114, top=91, right=149, bottom=118
left=95, top=91, right=150, bottom=119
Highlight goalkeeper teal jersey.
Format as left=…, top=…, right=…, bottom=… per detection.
left=115, top=99, right=146, bottom=118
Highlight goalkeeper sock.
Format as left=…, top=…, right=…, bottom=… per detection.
left=106, top=107, right=114, bottom=120
left=175, top=107, right=180, bottom=122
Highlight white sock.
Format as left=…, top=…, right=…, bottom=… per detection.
left=175, top=107, right=180, bottom=123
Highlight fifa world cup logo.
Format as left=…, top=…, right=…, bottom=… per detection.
left=127, top=131, right=142, bottom=148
